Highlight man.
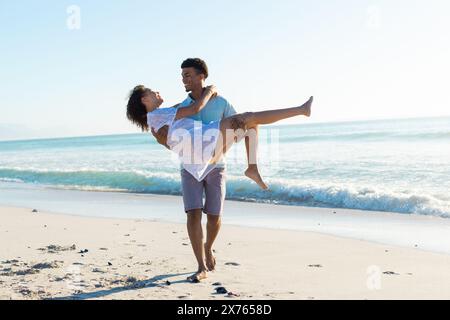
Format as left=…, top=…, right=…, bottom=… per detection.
left=152, top=58, right=236, bottom=282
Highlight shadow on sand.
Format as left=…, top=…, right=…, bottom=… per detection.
left=50, top=272, right=193, bottom=300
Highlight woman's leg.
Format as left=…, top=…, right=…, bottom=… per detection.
left=218, top=96, right=313, bottom=152
left=243, top=96, right=312, bottom=128
left=212, top=96, right=313, bottom=188
left=244, top=125, right=268, bottom=189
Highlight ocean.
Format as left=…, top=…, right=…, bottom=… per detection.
left=1, top=116, right=449, bottom=218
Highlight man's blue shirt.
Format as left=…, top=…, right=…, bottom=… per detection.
left=178, top=94, right=237, bottom=168
left=179, top=94, right=236, bottom=122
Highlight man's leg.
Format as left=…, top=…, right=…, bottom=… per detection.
left=186, top=209, right=208, bottom=281
left=205, top=214, right=221, bottom=271
left=204, top=167, right=226, bottom=271
left=181, top=169, right=208, bottom=282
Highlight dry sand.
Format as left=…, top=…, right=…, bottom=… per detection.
left=1, top=205, right=450, bottom=300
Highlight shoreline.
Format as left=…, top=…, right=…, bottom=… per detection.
left=1, top=181, right=450, bottom=255
left=1, top=205, right=450, bottom=300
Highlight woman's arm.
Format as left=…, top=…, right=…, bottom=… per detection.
left=174, top=85, right=217, bottom=120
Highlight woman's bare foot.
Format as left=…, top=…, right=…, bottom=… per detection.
left=204, top=244, right=216, bottom=271
left=300, top=96, right=313, bottom=117
left=187, top=269, right=208, bottom=283
left=245, top=165, right=269, bottom=190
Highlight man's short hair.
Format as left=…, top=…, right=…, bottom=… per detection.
left=181, top=58, right=209, bottom=79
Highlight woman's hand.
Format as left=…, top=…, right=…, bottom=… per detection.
left=205, top=85, right=217, bottom=98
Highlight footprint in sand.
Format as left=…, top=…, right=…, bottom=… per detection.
left=92, top=268, right=107, bottom=274
left=32, top=261, right=61, bottom=269
left=38, top=244, right=77, bottom=254
left=2, top=259, right=19, bottom=264
left=383, top=271, right=400, bottom=275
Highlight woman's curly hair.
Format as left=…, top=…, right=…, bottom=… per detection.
left=126, top=85, right=150, bottom=132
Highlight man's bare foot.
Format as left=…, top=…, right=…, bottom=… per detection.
left=187, top=269, right=208, bottom=283
left=245, top=165, right=269, bottom=190
left=300, top=96, right=313, bottom=117
left=204, top=244, right=216, bottom=271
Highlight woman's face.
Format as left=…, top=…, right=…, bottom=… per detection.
left=142, top=89, right=164, bottom=110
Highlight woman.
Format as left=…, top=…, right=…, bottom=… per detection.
left=126, top=85, right=312, bottom=189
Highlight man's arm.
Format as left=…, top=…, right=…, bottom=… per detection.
left=151, top=125, right=170, bottom=149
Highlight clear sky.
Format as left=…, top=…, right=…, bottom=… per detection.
left=1, top=0, right=449, bottom=140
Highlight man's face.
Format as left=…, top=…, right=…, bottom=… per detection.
left=182, top=67, right=204, bottom=92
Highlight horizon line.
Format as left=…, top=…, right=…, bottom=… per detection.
left=1, top=114, right=450, bottom=143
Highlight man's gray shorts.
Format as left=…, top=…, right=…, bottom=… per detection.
left=181, top=167, right=226, bottom=216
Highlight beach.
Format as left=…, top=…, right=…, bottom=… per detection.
left=3, top=0, right=450, bottom=303
left=2, top=200, right=450, bottom=300
left=1, top=116, right=450, bottom=300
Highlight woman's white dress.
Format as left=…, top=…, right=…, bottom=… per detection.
left=147, top=107, right=221, bottom=181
